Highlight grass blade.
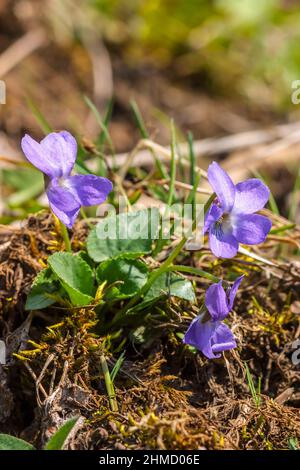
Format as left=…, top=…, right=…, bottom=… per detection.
left=27, top=98, right=53, bottom=134
left=98, top=99, right=114, bottom=148
left=111, top=351, right=126, bottom=383
left=244, top=362, right=261, bottom=408
left=252, top=170, right=279, bottom=215
left=130, top=99, right=168, bottom=179
left=167, top=119, right=177, bottom=206
left=84, top=96, right=115, bottom=157
left=130, top=99, right=148, bottom=139
left=44, top=416, right=81, bottom=450
left=288, top=167, right=300, bottom=222
left=188, top=131, right=196, bottom=220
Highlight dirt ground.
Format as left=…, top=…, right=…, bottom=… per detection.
left=0, top=211, right=299, bottom=450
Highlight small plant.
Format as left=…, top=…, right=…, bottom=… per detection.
left=183, top=276, right=244, bottom=358
left=18, top=127, right=272, bottom=420
left=0, top=416, right=81, bottom=451
left=244, top=362, right=262, bottom=408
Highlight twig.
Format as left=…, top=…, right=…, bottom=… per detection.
left=0, top=28, right=47, bottom=77
left=110, top=122, right=300, bottom=170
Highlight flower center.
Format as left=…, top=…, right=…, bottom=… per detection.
left=215, top=212, right=231, bottom=234
left=58, top=177, right=71, bottom=189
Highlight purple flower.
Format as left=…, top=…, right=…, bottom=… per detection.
left=21, top=131, right=112, bottom=228
left=183, top=276, right=243, bottom=359
left=204, top=162, right=272, bottom=258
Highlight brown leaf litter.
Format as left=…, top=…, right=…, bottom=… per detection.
left=0, top=212, right=299, bottom=449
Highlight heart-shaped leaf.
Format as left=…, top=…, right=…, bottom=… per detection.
left=87, top=208, right=159, bottom=262
left=96, top=258, right=149, bottom=299
left=48, top=253, right=95, bottom=306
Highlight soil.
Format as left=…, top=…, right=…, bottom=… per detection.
left=0, top=212, right=299, bottom=450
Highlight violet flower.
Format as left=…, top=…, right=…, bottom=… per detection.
left=183, top=276, right=243, bottom=359
left=204, top=162, right=272, bottom=258
left=21, top=131, right=112, bottom=228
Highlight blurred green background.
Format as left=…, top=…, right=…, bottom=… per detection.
left=0, top=0, right=300, bottom=224
left=89, top=0, right=300, bottom=111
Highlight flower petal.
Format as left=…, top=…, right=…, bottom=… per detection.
left=40, top=131, right=77, bottom=178
left=183, top=316, right=220, bottom=359
left=232, top=214, right=272, bottom=245
left=207, top=161, right=236, bottom=212
left=21, top=131, right=77, bottom=179
left=203, top=203, right=223, bottom=234
left=65, top=174, right=113, bottom=206
left=211, top=323, right=236, bottom=355
left=209, top=223, right=238, bottom=258
left=228, top=275, right=244, bottom=311
left=232, top=179, right=270, bottom=214
left=21, top=134, right=59, bottom=178
left=205, top=281, right=229, bottom=321
left=47, top=178, right=80, bottom=229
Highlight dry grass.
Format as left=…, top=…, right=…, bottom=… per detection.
left=0, top=212, right=299, bottom=449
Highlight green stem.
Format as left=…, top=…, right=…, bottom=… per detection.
left=80, top=207, right=94, bottom=229
left=100, top=354, right=118, bottom=412
left=187, top=131, right=196, bottom=221
left=166, top=265, right=219, bottom=283
left=153, top=120, right=177, bottom=255
left=59, top=220, right=71, bottom=252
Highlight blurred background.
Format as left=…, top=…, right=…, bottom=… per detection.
left=0, top=0, right=300, bottom=221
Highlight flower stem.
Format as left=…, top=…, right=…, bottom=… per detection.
left=59, top=220, right=71, bottom=252
left=80, top=207, right=93, bottom=229
left=100, top=354, right=118, bottom=412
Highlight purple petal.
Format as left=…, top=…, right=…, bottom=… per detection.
left=228, top=275, right=244, bottom=310
left=211, top=323, right=236, bottom=355
left=40, top=131, right=77, bottom=178
left=65, top=174, right=113, bottom=206
left=209, top=223, right=238, bottom=258
left=21, top=134, right=59, bottom=178
left=183, top=315, right=206, bottom=349
left=47, top=178, right=80, bottom=228
left=232, top=179, right=270, bottom=214
left=207, top=162, right=236, bottom=212
left=205, top=281, right=229, bottom=321
left=232, top=214, right=272, bottom=245
left=183, top=316, right=220, bottom=359
left=21, top=131, right=77, bottom=179
left=203, top=203, right=223, bottom=234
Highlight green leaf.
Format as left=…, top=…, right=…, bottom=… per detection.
left=25, top=268, right=59, bottom=310
left=288, top=437, right=299, bottom=451
left=144, top=272, right=196, bottom=303
left=44, top=416, right=80, bottom=450
left=0, top=434, right=35, bottom=450
left=48, top=253, right=95, bottom=306
left=97, top=258, right=149, bottom=299
left=87, top=208, right=159, bottom=262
